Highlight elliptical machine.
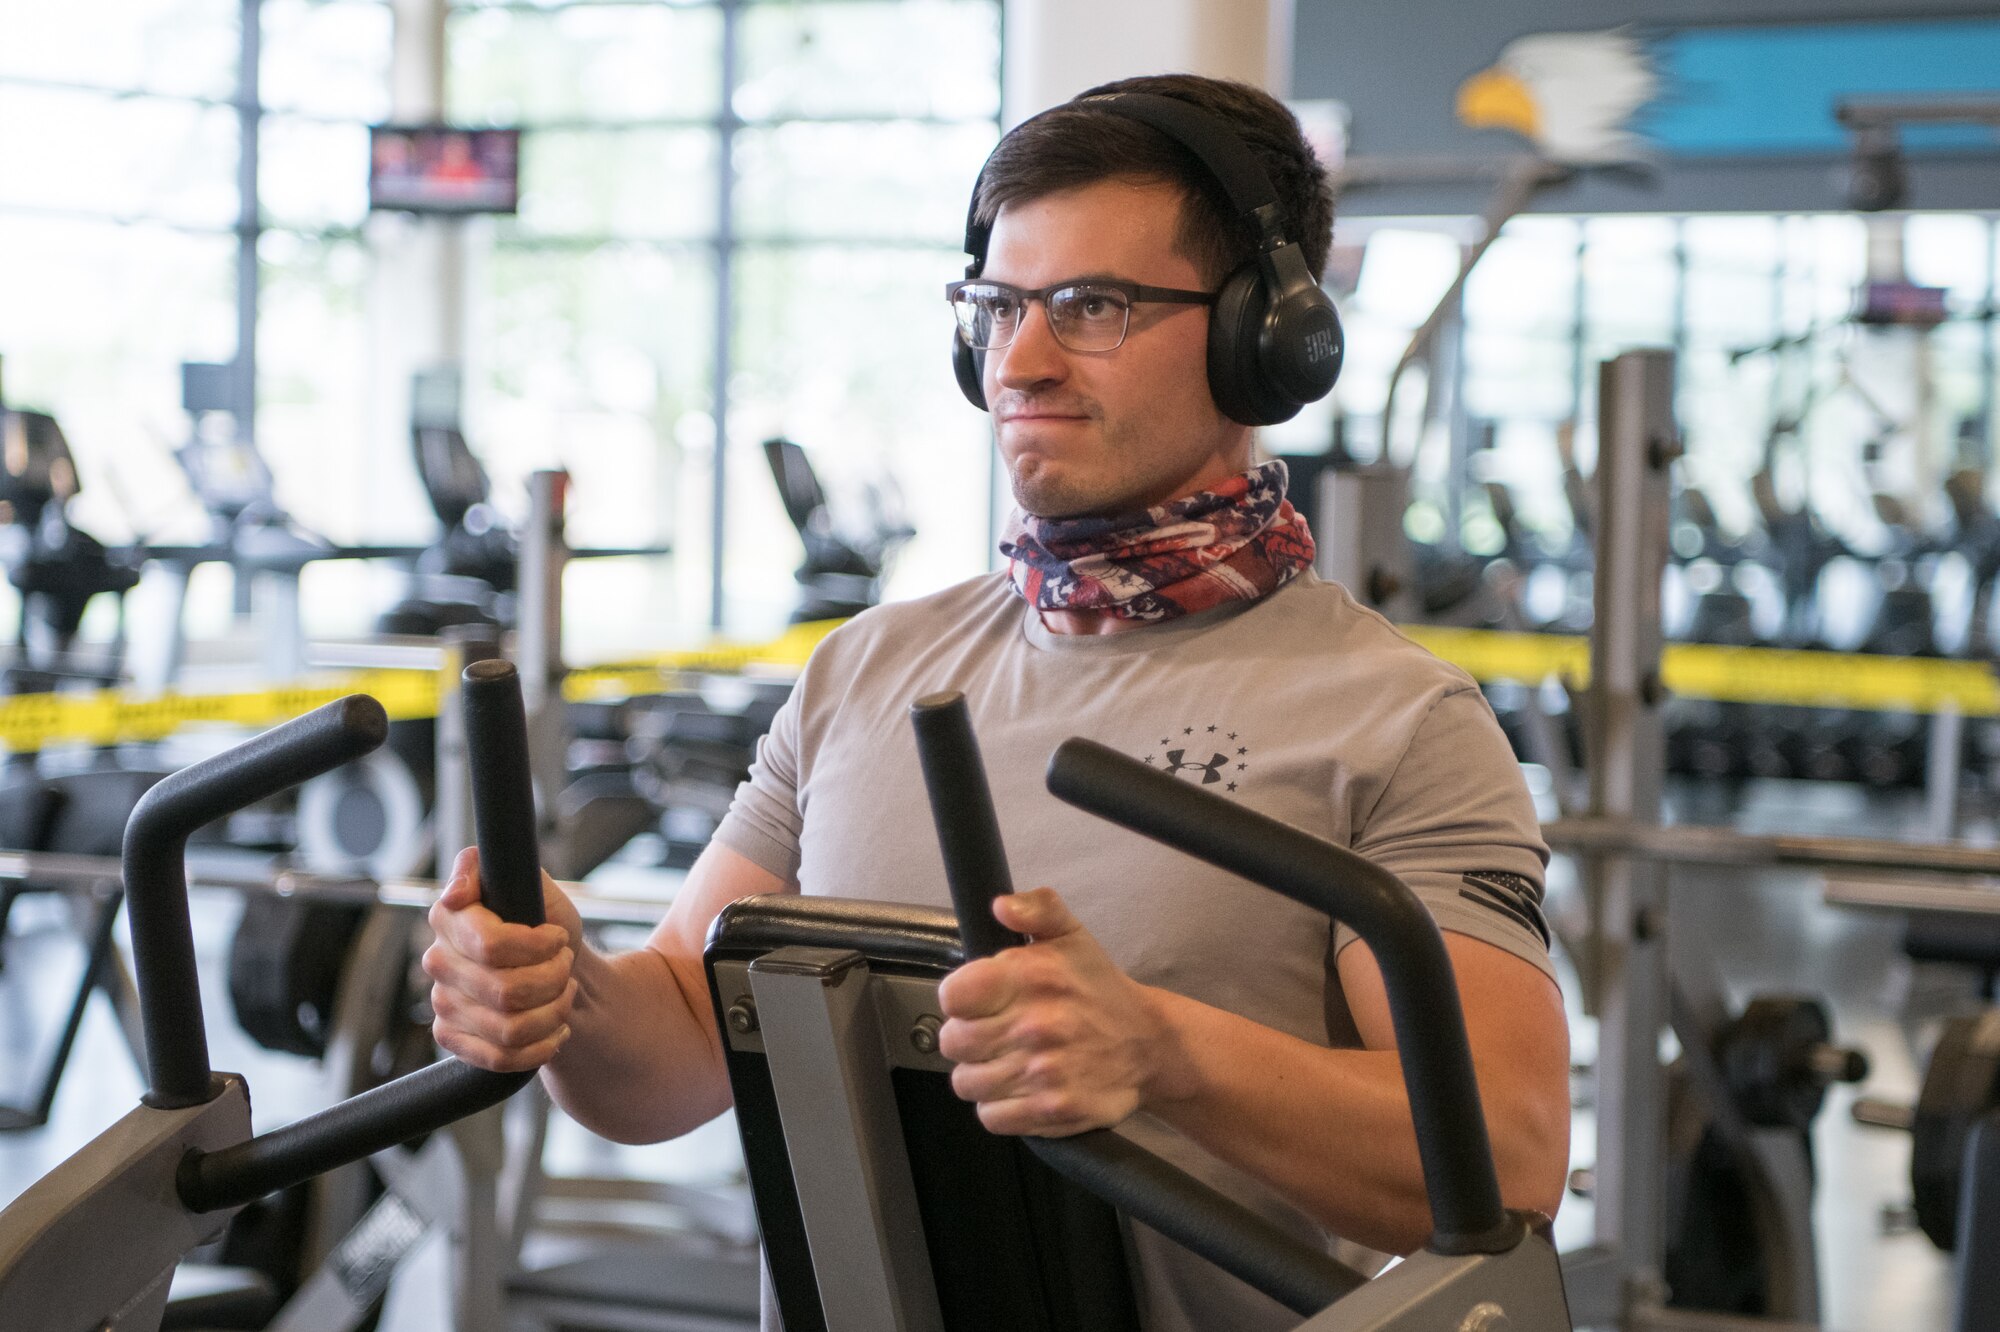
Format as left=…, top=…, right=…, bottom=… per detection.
left=0, top=381, right=154, bottom=1131
left=288, top=368, right=510, bottom=889
left=377, top=366, right=517, bottom=640
left=0, top=666, right=549, bottom=1332
left=762, top=435, right=913, bottom=622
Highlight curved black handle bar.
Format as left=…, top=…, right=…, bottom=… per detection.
left=176, top=663, right=546, bottom=1215
left=908, top=694, right=1363, bottom=1314
left=909, top=692, right=1026, bottom=960
left=124, top=695, right=388, bottom=1109
left=1046, top=738, right=1513, bottom=1252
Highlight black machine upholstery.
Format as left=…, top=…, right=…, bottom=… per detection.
left=705, top=894, right=1141, bottom=1332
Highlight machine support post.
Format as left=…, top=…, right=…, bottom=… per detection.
left=518, top=470, right=571, bottom=873
left=1582, top=349, right=1677, bottom=1320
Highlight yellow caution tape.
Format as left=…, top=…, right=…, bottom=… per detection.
left=560, top=619, right=843, bottom=703
left=1401, top=628, right=1592, bottom=692
left=0, top=619, right=850, bottom=751
left=1402, top=626, right=2000, bottom=716
left=0, top=669, right=443, bottom=752
left=1660, top=642, right=2000, bottom=714
left=23, top=615, right=1984, bottom=751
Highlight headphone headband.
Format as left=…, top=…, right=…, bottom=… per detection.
left=1078, top=94, right=1281, bottom=226
left=963, top=92, right=1294, bottom=273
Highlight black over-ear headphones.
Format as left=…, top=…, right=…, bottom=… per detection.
left=952, top=91, right=1343, bottom=428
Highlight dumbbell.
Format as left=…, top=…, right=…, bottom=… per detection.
left=1715, top=994, right=1870, bottom=1132
left=1564, top=995, right=1865, bottom=1204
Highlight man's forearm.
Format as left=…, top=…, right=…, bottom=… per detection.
left=1137, top=986, right=1565, bottom=1256
left=540, top=940, right=732, bottom=1145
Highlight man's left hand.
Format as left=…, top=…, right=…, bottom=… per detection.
left=935, top=887, right=1175, bottom=1136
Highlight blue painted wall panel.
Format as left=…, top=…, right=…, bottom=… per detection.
left=1650, top=20, right=2000, bottom=154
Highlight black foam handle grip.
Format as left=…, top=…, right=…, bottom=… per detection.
left=910, top=691, right=1027, bottom=961
left=125, top=695, right=388, bottom=1109
left=461, top=659, right=545, bottom=927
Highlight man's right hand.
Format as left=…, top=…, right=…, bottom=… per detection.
left=424, top=846, right=585, bottom=1073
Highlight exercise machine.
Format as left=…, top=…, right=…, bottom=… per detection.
left=762, top=436, right=913, bottom=623
left=0, top=394, right=156, bottom=1130
left=705, top=690, right=1572, bottom=1330
left=0, top=661, right=546, bottom=1329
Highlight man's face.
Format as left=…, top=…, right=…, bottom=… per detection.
left=980, top=178, right=1247, bottom=519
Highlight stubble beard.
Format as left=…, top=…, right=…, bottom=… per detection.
left=1006, top=418, right=1149, bottom=521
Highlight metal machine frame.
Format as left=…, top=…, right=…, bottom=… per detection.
left=703, top=695, right=1575, bottom=1332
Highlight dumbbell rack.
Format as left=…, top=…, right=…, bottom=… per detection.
left=1558, top=351, right=2000, bottom=1331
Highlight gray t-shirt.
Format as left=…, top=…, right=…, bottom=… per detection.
left=714, top=570, right=1553, bottom=1330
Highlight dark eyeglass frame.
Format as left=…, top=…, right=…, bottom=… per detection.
left=944, top=277, right=1217, bottom=352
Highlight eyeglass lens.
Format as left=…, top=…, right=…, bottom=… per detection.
left=954, top=283, right=1131, bottom=353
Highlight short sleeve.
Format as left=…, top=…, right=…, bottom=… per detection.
left=711, top=685, right=806, bottom=885
left=1339, top=686, right=1555, bottom=982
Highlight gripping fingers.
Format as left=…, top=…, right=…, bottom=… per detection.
left=433, top=976, right=578, bottom=1054
left=949, top=1051, right=1015, bottom=1106
left=973, top=1092, right=1095, bottom=1139
left=423, top=939, right=574, bottom=1012
left=433, top=1010, right=574, bottom=1074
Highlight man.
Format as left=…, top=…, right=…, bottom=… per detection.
left=426, top=73, right=1569, bottom=1329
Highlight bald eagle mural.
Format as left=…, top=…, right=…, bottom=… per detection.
left=1456, top=29, right=1660, bottom=165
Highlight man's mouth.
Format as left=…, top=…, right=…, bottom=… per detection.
left=998, top=406, right=1091, bottom=425
left=994, top=393, right=1093, bottom=424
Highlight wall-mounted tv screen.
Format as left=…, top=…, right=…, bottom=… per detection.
left=369, top=126, right=521, bottom=215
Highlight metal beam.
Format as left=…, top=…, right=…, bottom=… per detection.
left=1581, top=348, right=1676, bottom=1315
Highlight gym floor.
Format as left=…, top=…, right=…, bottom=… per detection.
left=0, top=789, right=1968, bottom=1330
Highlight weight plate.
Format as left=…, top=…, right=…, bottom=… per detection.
left=295, top=748, right=431, bottom=882
left=1715, top=995, right=1833, bottom=1132
left=1912, top=1009, right=2000, bottom=1251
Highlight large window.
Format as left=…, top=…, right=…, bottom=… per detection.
left=0, top=0, right=1003, bottom=657
left=0, top=1, right=242, bottom=554
left=447, top=0, right=1003, bottom=646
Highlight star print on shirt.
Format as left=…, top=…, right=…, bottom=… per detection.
left=1137, top=724, right=1248, bottom=790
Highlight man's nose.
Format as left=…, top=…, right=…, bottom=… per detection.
left=992, top=299, right=1068, bottom=392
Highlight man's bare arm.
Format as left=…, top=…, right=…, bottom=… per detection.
left=426, top=841, right=794, bottom=1146
left=1143, top=933, right=1569, bottom=1254
left=938, top=891, right=1569, bottom=1257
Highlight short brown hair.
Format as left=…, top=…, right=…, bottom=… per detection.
left=972, top=74, right=1335, bottom=286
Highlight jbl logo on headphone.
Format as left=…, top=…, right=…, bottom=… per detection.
left=1304, top=329, right=1338, bottom=365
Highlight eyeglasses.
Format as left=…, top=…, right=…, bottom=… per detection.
left=945, top=278, right=1216, bottom=353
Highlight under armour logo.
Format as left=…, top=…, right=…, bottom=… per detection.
left=1164, top=750, right=1229, bottom=784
